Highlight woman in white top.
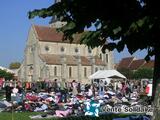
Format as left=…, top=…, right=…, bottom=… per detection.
left=88, top=85, right=93, bottom=97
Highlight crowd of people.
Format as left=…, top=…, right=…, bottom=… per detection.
left=0, top=78, right=152, bottom=119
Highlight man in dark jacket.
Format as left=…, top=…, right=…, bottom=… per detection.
left=5, top=83, right=12, bottom=101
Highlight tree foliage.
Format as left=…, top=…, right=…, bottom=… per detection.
left=117, top=68, right=134, bottom=79
left=133, top=68, right=153, bottom=79
left=28, top=0, right=159, bottom=60
left=0, top=69, right=14, bottom=80
left=118, top=68, right=153, bottom=79
left=9, top=62, right=21, bottom=69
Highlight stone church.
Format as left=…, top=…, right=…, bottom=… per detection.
left=18, top=21, right=114, bottom=84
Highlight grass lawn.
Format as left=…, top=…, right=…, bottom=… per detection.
left=0, top=112, right=138, bottom=120
left=0, top=112, right=52, bottom=120
left=0, top=95, right=4, bottom=100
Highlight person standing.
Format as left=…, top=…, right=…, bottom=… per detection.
left=99, top=80, right=104, bottom=96
left=77, top=82, right=81, bottom=93
left=5, top=82, right=13, bottom=101
left=72, top=80, right=78, bottom=96
left=53, top=79, right=58, bottom=92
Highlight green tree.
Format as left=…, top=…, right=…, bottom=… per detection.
left=9, top=62, right=21, bottom=69
left=0, top=69, right=14, bottom=80
left=117, top=68, right=134, bottom=79
left=29, top=1, right=160, bottom=119
left=133, top=68, right=154, bottom=79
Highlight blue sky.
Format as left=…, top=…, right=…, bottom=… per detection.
left=0, top=0, right=148, bottom=68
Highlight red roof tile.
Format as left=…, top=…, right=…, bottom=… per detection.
left=129, top=59, right=145, bottom=70
left=117, top=57, right=134, bottom=69
left=39, top=54, right=105, bottom=66
left=39, top=54, right=78, bottom=65
left=81, top=56, right=91, bottom=66
left=33, top=25, right=81, bottom=43
left=142, top=60, right=154, bottom=69
left=39, top=54, right=61, bottom=65
left=66, top=56, right=77, bottom=65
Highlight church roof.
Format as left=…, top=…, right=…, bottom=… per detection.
left=39, top=54, right=105, bottom=66
left=33, top=25, right=81, bottom=43
left=80, top=56, right=91, bottom=66
left=117, top=57, right=134, bottom=69
left=128, top=59, right=146, bottom=70
left=39, top=54, right=62, bottom=65
left=117, top=57, right=154, bottom=70
left=141, top=60, right=154, bottom=69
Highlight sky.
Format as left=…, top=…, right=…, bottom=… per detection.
left=0, top=0, right=148, bottom=68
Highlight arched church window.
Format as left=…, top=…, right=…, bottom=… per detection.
left=84, top=67, right=87, bottom=77
left=45, top=46, right=49, bottom=51
left=88, top=47, right=92, bottom=53
left=75, top=47, right=79, bottom=53
left=100, top=54, right=102, bottom=59
left=54, top=66, right=57, bottom=76
left=61, top=46, right=65, bottom=52
left=95, top=67, right=98, bottom=72
left=30, top=47, right=33, bottom=53
left=106, top=54, right=108, bottom=63
left=69, top=67, right=72, bottom=78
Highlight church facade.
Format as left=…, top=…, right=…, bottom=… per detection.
left=18, top=22, right=114, bottom=84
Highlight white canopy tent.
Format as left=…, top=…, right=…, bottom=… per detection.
left=0, top=66, right=15, bottom=73
left=89, top=70, right=126, bottom=79
left=89, top=70, right=126, bottom=90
